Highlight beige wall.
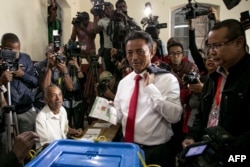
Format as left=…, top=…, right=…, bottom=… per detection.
left=1, top=0, right=249, bottom=61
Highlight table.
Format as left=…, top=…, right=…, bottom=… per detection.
left=82, top=120, right=121, bottom=142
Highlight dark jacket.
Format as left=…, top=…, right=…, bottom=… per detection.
left=188, top=53, right=250, bottom=165
left=7, top=52, right=38, bottom=114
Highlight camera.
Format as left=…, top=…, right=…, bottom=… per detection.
left=72, top=12, right=90, bottom=27
left=183, top=72, right=200, bottom=84
left=179, top=126, right=235, bottom=167
left=55, top=54, right=66, bottom=64
left=97, top=80, right=110, bottom=96
left=63, top=41, right=83, bottom=60
left=184, top=0, right=214, bottom=20
left=90, top=0, right=110, bottom=16
left=52, top=30, right=65, bottom=64
left=71, top=12, right=83, bottom=26
left=53, top=30, right=61, bottom=53
left=0, top=49, right=19, bottom=71
left=141, top=2, right=167, bottom=35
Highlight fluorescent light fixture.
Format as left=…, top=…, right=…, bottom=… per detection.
left=174, top=25, right=188, bottom=28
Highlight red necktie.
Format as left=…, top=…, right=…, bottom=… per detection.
left=124, top=75, right=142, bottom=142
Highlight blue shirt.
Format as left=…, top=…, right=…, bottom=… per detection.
left=9, top=52, right=38, bottom=113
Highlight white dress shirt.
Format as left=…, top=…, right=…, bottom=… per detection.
left=35, top=105, right=68, bottom=148
left=114, top=71, right=183, bottom=145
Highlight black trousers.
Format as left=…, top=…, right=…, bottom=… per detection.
left=64, top=101, right=86, bottom=129
left=137, top=141, right=175, bottom=167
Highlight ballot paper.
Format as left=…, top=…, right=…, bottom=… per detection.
left=80, top=128, right=101, bottom=141
left=93, top=122, right=112, bottom=128
left=89, top=96, right=117, bottom=125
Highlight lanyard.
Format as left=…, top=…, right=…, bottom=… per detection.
left=215, top=75, right=223, bottom=107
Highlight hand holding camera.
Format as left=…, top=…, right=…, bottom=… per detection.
left=12, top=66, right=24, bottom=78
left=0, top=70, right=13, bottom=84
left=187, top=78, right=204, bottom=93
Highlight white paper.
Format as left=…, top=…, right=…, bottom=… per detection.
left=80, top=128, right=101, bottom=141
left=93, top=122, right=111, bottom=128
left=89, top=96, right=117, bottom=125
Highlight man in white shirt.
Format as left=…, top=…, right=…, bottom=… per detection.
left=114, top=31, right=183, bottom=166
left=35, top=85, right=83, bottom=148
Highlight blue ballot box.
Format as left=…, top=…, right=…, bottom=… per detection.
left=25, top=139, right=145, bottom=167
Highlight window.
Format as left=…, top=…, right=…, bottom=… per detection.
left=171, top=4, right=218, bottom=60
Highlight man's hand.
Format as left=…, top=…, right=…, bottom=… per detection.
left=182, top=138, right=195, bottom=148
left=68, top=57, right=80, bottom=69
left=12, top=131, right=39, bottom=162
left=12, top=66, right=24, bottom=78
left=47, top=53, right=56, bottom=69
left=187, top=78, right=204, bottom=93
left=56, top=61, right=68, bottom=74
left=210, top=7, right=219, bottom=23
left=143, top=72, right=155, bottom=86
left=0, top=71, right=13, bottom=84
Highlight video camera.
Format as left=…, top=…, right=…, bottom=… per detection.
left=53, top=30, right=66, bottom=64
left=0, top=49, right=19, bottom=71
left=183, top=0, right=215, bottom=20
left=141, top=2, right=167, bottom=40
left=72, top=12, right=86, bottom=27
left=179, top=126, right=235, bottom=167
left=90, top=0, right=111, bottom=17
left=64, top=40, right=84, bottom=60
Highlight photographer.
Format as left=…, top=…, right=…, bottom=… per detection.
left=182, top=19, right=250, bottom=167
left=95, top=71, right=117, bottom=100
left=189, top=7, right=219, bottom=74
left=110, top=48, right=132, bottom=80
left=92, top=2, right=115, bottom=74
left=63, top=56, right=87, bottom=129
left=164, top=41, right=199, bottom=166
left=48, top=0, right=62, bottom=44
left=70, top=11, right=96, bottom=63
left=34, top=44, right=73, bottom=112
left=115, top=0, right=141, bottom=32
left=0, top=33, right=38, bottom=134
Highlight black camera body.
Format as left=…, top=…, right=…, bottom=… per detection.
left=179, top=126, right=235, bottom=167
left=185, top=9, right=211, bottom=20
left=63, top=41, right=82, bottom=60
left=97, top=80, right=110, bottom=96
left=0, top=49, right=19, bottom=71
left=90, top=0, right=109, bottom=16
left=183, top=72, right=200, bottom=84
left=52, top=32, right=65, bottom=63
left=184, top=0, right=214, bottom=20
left=55, top=53, right=66, bottom=64
left=72, top=16, right=82, bottom=27
left=142, top=15, right=167, bottom=41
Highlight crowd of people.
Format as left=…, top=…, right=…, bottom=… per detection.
left=0, top=0, right=249, bottom=167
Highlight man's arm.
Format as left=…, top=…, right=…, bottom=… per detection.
left=70, top=26, right=77, bottom=41
left=188, top=19, right=207, bottom=73
left=93, top=16, right=102, bottom=33
left=14, top=54, right=38, bottom=88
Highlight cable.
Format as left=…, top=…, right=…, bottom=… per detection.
left=137, top=151, right=161, bottom=167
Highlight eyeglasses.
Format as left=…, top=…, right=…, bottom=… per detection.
left=168, top=52, right=183, bottom=57
left=205, top=37, right=238, bottom=52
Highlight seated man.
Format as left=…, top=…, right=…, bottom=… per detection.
left=35, top=85, right=83, bottom=148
